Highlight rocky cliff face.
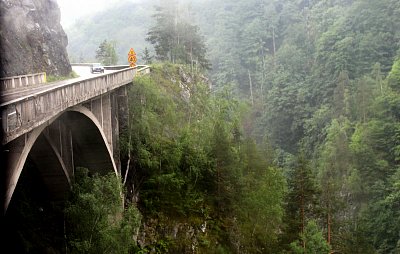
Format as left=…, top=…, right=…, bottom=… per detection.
left=0, top=0, right=71, bottom=77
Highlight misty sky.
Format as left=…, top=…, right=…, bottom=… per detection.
left=57, top=0, right=207, bottom=28
left=57, top=0, right=143, bottom=27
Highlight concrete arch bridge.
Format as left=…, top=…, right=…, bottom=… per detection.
left=0, top=65, right=150, bottom=214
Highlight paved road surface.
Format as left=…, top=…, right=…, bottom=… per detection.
left=72, top=65, right=115, bottom=77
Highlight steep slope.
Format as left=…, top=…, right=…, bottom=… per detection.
left=0, top=0, right=71, bottom=77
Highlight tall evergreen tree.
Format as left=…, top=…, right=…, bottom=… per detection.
left=283, top=154, right=319, bottom=248
left=290, top=220, right=331, bottom=254
left=146, top=1, right=209, bottom=69
left=141, top=47, right=153, bottom=64
left=95, top=40, right=118, bottom=65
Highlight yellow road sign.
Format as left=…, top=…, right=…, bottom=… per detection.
left=128, top=48, right=137, bottom=67
left=128, top=55, right=136, bottom=63
left=128, top=48, right=136, bottom=56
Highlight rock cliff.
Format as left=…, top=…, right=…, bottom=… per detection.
left=0, top=0, right=71, bottom=77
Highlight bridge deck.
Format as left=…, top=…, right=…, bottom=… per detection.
left=1, top=65, right=150, bottom=145
left=1, top=68, right=119, bottom=106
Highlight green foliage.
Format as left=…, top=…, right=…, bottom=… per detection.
left=234, top=139, right=287, bottom=252
left=346, top=57, right=400, bottom=253
left=119, top=63, right=286, bottom=252
left=122, top=64, right=216, bottom=251
left=65, top=167, right=141, bottom=254
left=95, top=39, right=118, bottom=65
left=317, top=118, right=354, bottom=249
left=66, top=0, right=153, bottom=64
left=65, top=0, right=400, bottom=252
left=282, top=154, right=320, bottom=250
left=195, top=1, right=400, bottom=251
left=46, top=71, right=79, bottom=82
left=146, top=1, right=210, bottom=70
left=290, top=220, right=331, bottom=254
left=136, top=239, right=170, bottom=254
left=141, top=47, right=153, bottom=64
left=359, top=168, right=400, bottom=253
left=388, top=57, right=400, bottom=91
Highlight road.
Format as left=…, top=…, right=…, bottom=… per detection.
left=72, top=65, right=115, bottom=77
left=1, top=66, right=117, bottom=106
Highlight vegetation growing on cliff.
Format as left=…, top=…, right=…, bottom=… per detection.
left=65, top=168, right=141, bottom=254
left=194, top=0, right=400, bottom=253
left=63, top=0, right=400, bottom=252
left=129, top=0, right=400, bottom=252
left=120, top=63, right=286, bottom=253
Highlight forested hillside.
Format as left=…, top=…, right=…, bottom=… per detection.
left=61, top=0, right=400, bottom=253
left=119, top=64, right=286, bottom=252
left=65, top=0, right=152, bottom=63
left=193, top=0, right=400, bottom=253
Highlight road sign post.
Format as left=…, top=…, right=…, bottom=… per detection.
left=128, top=48, right=137, bottom=67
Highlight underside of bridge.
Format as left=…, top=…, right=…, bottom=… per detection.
left=62, top=110, right=116, bottom=174
left=1, top=106, right=119, bottom=215
left=26, top=132, right=71, bottom=201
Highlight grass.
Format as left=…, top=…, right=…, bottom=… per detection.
left=46, top=71, right=79, bottom=82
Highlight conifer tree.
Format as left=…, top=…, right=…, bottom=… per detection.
left=146, top=1, right=209, bottom=69
left=95, top=40, right=118, bottom=65
left=284, top=154, right=319, bottom=247
left=141, top=47, right=153, bottom=64
left=290, top=220, right=331, bottom=254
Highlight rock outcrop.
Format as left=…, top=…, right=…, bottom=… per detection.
left=0, top=0, right=71, bottom=77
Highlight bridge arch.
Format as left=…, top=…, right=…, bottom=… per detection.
left=4, top=106, right=118, bottom=213
left=65, top=105, right=118, bottom=176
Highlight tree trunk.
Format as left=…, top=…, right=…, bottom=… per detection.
left=261, top=54, right=266, bottom=109
left=248, top=69, right=254, bottom=106
left=300, top=167, right=305, bottom=249
left=327, top=211, right=331, bottom=246
left=272, top=27, right=276, bottom=66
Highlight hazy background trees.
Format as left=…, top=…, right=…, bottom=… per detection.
left=63, top=0, right=400, bottom=252
left=95, top=39, right=118, bottom=65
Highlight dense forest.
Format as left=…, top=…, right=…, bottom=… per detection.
left=127, top=0, right=400, bottom=252
left=118, top=0, right=400, bottom=252
left=197, top=1, right=400, bottom=253
left=6, top=0, right=400, bottom=253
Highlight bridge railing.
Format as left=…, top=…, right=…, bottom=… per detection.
left=71, top=63, right=130, bottom=70
left=1, top=66, right=149, bottom=144
left=71, top=63, right=150, bottom=72
left=136, top=65, right=151, bottom=75
left=0, top=72, right=46, bottom=91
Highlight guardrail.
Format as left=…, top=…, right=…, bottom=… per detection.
left=71, top=63, right=129, bottom=69
left=71, top=63, right=145, bottom=71
left=0, top=72, right=46, bottom=91
left=135, top=65, right=151, bottom=75
left=1, top=65, right=150, bottom=145
left=105, top=65, right=130, bottom=70
left=70, top=63, right=93, bottom=67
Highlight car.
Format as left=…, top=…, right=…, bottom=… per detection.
left=90, top=63, right=105, bottom=74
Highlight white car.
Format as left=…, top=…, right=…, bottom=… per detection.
left=90, top=63, right=105, bottom=73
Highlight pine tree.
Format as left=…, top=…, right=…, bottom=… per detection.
left=146, top=1, right=209, bottom=69
left=318, top=118, right=353, bottom=251
left=283, top=154, right=319, bottom=248
left=290, top=220, right=331, bottom=254
left=141, top=47, right=153, bottom=64
left=333, top=70, right=350, bottom=118
left=95, top=40, right=118, bottom=65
